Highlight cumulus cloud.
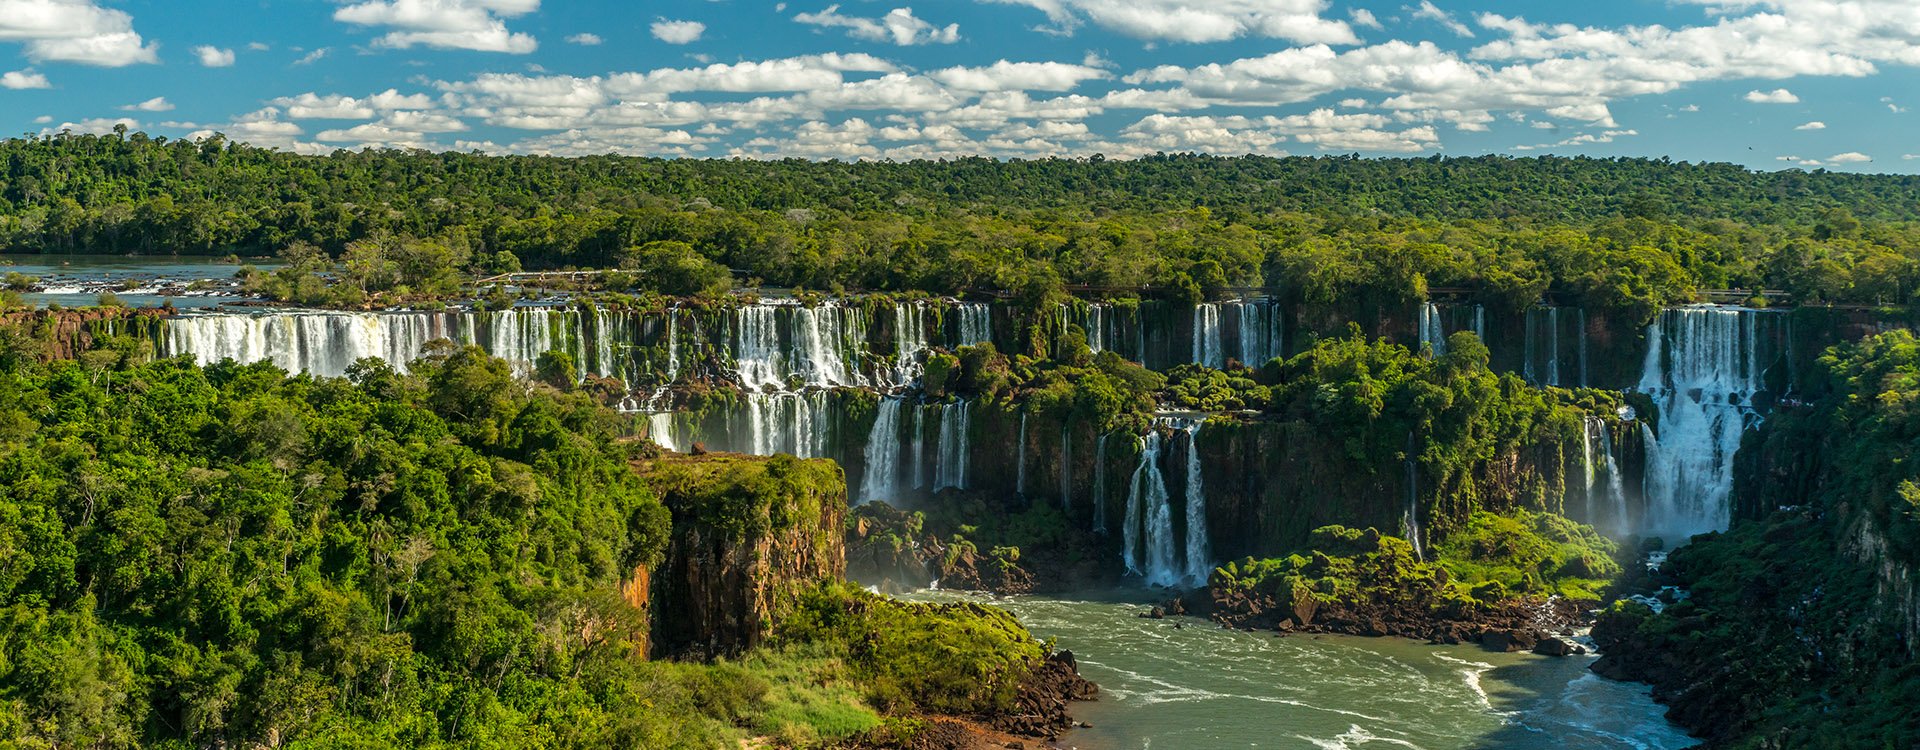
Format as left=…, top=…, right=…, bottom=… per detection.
left=566, top=33, right=601, bottom=45
left=928, top=60, right=1108, bottom=91
left=293, top=48, right=329, bottom=65
left=651, top=19, right=706, bottom=44
left=334, top=0, right=539, bottom=53
left=985, top=0, right=1358, bottom=45
left=1795, top=121, right=1826, bottom=130
left=120, top=96, right=173, bottom=112
left=1, top=69, right=50, bottom=89
left=42, top=117, right=139, bottom=135
left=273, top=89, right=435, bottom=119
left=1746, top=88, right=1799, bottom=104
left=0, top=0, right=159, bottom=66
left=194, top=45, right=235, bottom=67
left=795, top=6, right=961, bottom=45
left=1411, top=1, right=1473, bottom=37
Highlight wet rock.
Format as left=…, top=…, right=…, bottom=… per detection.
left=1533, top=636, right=1585, bottom=657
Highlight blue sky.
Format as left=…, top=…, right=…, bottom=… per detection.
left=2, top=0, right=1916, bottom=171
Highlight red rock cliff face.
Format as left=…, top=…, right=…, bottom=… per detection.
left=644, top=453, right=847, bottom=659
left=0, top=307, right=166, bottom=361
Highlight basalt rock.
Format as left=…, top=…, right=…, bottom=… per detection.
left=0, top=307, right=165, bottom=361
left=645, top=452, right=847, bottom=659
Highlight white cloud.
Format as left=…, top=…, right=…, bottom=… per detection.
left=273, top=89, right=434, bottom=119
left=566, top=33, right=601, bottom=46
left=1349, top=8, right=1382, bottom=31
left=1745, top=88, right=1799, bottom=104
left=651, top=19, right=706, bottom=45
left=193, top=45, right=235, bottom=67
left=1412, top=1, right=1473, bottom=38
left=247, top=41, right=270, bottom=51
left=1827, top=151, right=1872, bottom=164
left=1904, top=154, right=1919, bottom=160
left=1, top=69, right=50, bottom=89
left=928, top=60, right=1108, bottom=91
left=0, top=0, right=159, bottom=66
left=1795, top=121, right=1825, bottom=130
left=120, top=96, right=173, bottom=112
left=42, top=117, right=139, bottom=135
left=335, top=0, right=539, bottom=54
left=795, top=6, right=961, bottom=45
left=293, top=48, right=330, bottom=65
left=985, top=0, right=1358, bottom=45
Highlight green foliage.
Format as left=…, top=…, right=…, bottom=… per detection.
left=1213, top=511, right=1617, bottom=618
left=777, top=582, right=1044, bottom=716
left=6, top=137, right=1920, bottom=311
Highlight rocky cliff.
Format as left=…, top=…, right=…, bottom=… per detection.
left=644, top=452, right=848, bottom=658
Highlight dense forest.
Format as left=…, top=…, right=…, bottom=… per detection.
left=0, top=342, right=1065, bottom=749
left=5, top=134, right=1920, bottom=317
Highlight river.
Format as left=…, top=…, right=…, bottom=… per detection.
left=916, top=589, right=1695, bottom=750
left=1, top=253, right=273, bottom=308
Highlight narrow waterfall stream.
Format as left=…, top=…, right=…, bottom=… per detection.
left=1193, top=303, right=1225, bottom=368
left=1124, top=417, right=1211, bottom=588
left=934, top=400, right=971, bottom=491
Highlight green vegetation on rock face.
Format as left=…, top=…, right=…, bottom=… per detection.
left=1594, top=329, right=1920, bottom=748
left=1211, top=510, right=1619, bottom=623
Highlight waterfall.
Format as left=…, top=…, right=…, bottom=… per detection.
left=1124, top=417, right=1209, bottom=587
left=1086, top=304, right=1108, bottom=352
left=1637, top=306, right=1773, bottom=540
left=1582, top=417, right=1631, bottom=535
left=1403, top=431, right=1424, bottom=560
left=1577, top=308, right=1590, bottom=387
left=1124, top=430, right=1179, bottom=586
left=664, top=307, right=681, bottom=383
left=1093, top=432, right=1110, bottom=533
left=732, top=303, right=870, bottom=390
left=1193, top=304, right=1225, bottom=369
left=1016, top=410, right=1030, bottom=496
left=1233, top=301, right=1281, bottom=366
left=159, top=309, right=612, bottom=378
left=911, top=403, right=930, bottom=490
left=1472, top=305, right=1486, bottom=342
left=738, top=391, right=831, bottom=458
left=935, top=400, right=971, bottom=491
left=1419, top=302, right=1447, bottom=357
left=1180, top=420, right=1211, bottom=584
left=648, top=412, right=678, bottom=452
left=860, top=398, right=905, bottom=504
left=1580, top=417, right=1600, bottom=522
left=892, top=303, right=929, bottom=387
left=1546, top=307, right=1561, bottom=387
left=956, top=303, right=992, bottom=347
left=1059, top=426, right=1073, bottom=510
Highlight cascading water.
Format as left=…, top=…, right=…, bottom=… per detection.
left=1124, top=431, right=1177, bottom=585
left=860, top=398, right=905, bottom=504
left=649, top=412, right=678, bottom=452
left=1637, top=306, right=1774, bottom=540
left=911, top=404, right=930, bottom=490
left=162, top=308, right=608, bottom=378
left=737, top=391, right=832, bottom=458
left=1124, top=417, right=1210, bottom=587
left=1016, top=410, right=1030, bottom=496
left=1403, top=431, right=1424, bottom=560
left=892, top=303, right=929, bottom=388
left=1419, top=302, right=1447, bottom=357
left=1579, top=416, right=1631, bottom=535
left=1232, top=301, right=1282, bottom=366
left=1523, top=307, right=1563, bottom=386
left=956, top=303, right=992, bottom=347
left=1193, top=304, right=1225, bottom=369
left=935, top=400, right=971, bottom=491
left=1180, top=420, right=1211, bottom=584
left=1059, top=426, right=1072, bottom=510
left=1086, top=304, right=1108, bottom=353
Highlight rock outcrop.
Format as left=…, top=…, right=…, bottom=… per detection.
left=645, top=452, right=847, bottom=658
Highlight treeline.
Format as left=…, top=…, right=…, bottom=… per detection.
left=5, top=133, right=1920, bottom=315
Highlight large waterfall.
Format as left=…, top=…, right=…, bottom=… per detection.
left=934, top=400, right=971, bottom=491
left=955, top=303, right=992, bottom=348
left=1579, top=416, right=1631, bottom=535
left=860, top=397, right=905, bottom=504
left=1637, top=306, right=1777, bottom=540
left=1124, top=417, right=1211, bottom=587
left=1193, top=304, right=1226, bottom=369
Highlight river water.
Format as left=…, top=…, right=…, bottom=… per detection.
left=1, top=253, right=272, bottom=308
left=918, top=590, right=1695, bottom=750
